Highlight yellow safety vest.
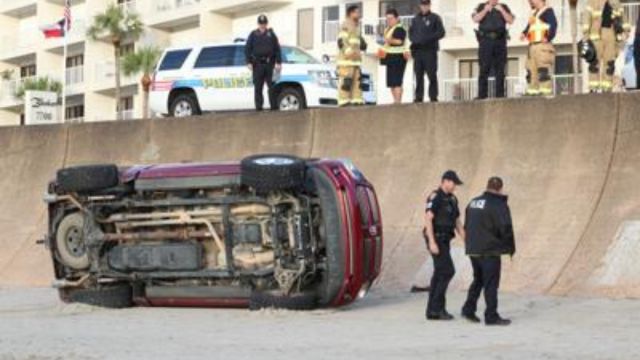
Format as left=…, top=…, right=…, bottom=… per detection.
left=526, top=7, right=551, bottom=43
left=382, top=23, right=408, bottom=55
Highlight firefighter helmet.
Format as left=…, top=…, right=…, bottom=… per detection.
left=578, top=39, right=597, bottom=64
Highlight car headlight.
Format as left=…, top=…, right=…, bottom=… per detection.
left=309, top=70, right=336, bottom=88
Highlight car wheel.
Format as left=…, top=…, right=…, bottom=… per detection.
left=60, top=283, right=133, bottom=309
left=170, top=94, right=201, bottom=118
left=241, top=154, right=306, bottom=193
left=55, top=212, right=90, bottom=270
left=56, top=164, right=119, bottom=193
left=249, top=291, right=317, bottom=311
left=277, top=87, right=306, bottom=111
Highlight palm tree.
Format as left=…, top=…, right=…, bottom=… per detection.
left=14, top=76, right=63, bottom=99
left=122, top=46, right=161, bottom=119
left=569, top=0, right=580, bottom=94
left=87, top=3, right=144, bottom=119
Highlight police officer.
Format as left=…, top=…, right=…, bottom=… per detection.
left=472, top=0, right=514, bottom=99
left=424, top=170, right=465, bottom=321
left=461, top=177, right=515, bottom=326
left=245, top=15, right=282, bottom=111
left=410, top=0, right=445, bottom=103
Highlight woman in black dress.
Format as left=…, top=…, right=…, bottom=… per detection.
left=381, top=8, right=409, bottom=104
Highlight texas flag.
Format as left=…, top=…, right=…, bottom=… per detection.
left=41, top=19, right=67, bottom=38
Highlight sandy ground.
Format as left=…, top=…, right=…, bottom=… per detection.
left=0, top=287, right=638, bottom=360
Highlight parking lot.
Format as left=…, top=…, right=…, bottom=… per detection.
left=0, top=287, right=638, bottom=360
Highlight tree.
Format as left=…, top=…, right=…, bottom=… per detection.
left=14, top=76, right=62, bottom=99
left=122, top=46, right=161, bottom=119
left=87, top=4, right=144, bottom=119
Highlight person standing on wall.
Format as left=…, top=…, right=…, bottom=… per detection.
left=245, top=15, right=282, bottom=111
left=410, top=0, right=445, bottom=103
left=472, top=0, right=515, bottom=99
left=379, top=8, right=410, bottom=104
left=337, top=5, right=367, bottom=107
left=521, top=0, right=558, bottom=96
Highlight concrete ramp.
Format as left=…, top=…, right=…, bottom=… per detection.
left=0, top=93, right=638, bottom=298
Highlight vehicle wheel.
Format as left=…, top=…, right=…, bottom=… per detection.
left=170, top=94, right=201, bottom=117
left=277, top=87, right=306, bottom=111
left=249, top=291, right=317, bottom=311
left=241, top=154, right=306, bottom=193
left=62, top=284, right=133, bottom=309
left=56, top=164, right=119, bottom=193
left=55, top=212, right=90, bottom=270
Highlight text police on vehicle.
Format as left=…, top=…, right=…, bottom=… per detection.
left=149, top=42, right=376, bottom=117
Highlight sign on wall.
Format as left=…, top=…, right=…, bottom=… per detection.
left=24, top=91, right=61, bottom=126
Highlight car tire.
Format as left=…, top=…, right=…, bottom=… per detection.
left=249, top=291, right=317, bottom=311
left=56, top=164, right=119, bottom=193
left=241, top=154, right=306, bottom=193
left=60, top=284, right=133, bottom=309
left=55, top=212, right=90, bottom=270
left=170, top=94, right=201, bottom=118
left=276, top=87, right=306, bottom=111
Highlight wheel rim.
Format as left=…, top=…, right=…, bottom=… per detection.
left=174, top=100, right=193, bottom=117
left=279, top=95, right=300, bottom=111
left=65, top=226, right=86, bottom=258
left=254, top=157, right=296, bottom=166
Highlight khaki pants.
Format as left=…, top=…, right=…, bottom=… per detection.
left=337, top=66, right=363, bottom=106
left=590, top=28, right=618, bottom=92
left=526, top=43, right=556, bottom=96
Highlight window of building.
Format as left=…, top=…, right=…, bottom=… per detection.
left=20, top=64, right=36, bottom=79
left=322, top=6, right=339, bottom=43
left=158, top=49, right=192, bottom=71
left=65, top=104, right=84, bottom=121
left=194, top=46, right=235, bottom=68
left=119, top=96, right=134, bottom=111
left=66, top=54, right=84, bottom=68
left=297, top=8, right=314, bottom=49
left=379, top=0, right=416, bottom=17
left=555, top=54, right=581, bottom=74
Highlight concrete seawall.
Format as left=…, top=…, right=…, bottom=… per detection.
left=0, top=93, right=638, bottom=298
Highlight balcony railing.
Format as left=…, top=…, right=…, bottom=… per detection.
left=0, top=26, right=39, bottom=59
left=0, top=76, right=35, bottom=107
left=118, top=0, right=137, bottom=13
left=66, top=66, right=84, bottom=86
left=623, top=2, right=640, bottom=25
left=442, top=74, right=583, bottom=102
left=65, top=117, right=84, bottom=124
left=94, top=61, right=137, bottom=87
left=116, top=110, right=134, bottom=120
left=154, top=0, right=200, bottom=14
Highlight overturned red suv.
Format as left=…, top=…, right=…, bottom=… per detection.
left=43, top=155, right=382, bottom=310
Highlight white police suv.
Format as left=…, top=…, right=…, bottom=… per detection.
left=150, top=42, right=376, bottom=116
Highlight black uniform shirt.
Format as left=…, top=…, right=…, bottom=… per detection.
left=387, top=27, right=407, bottom=64
left=474, top=2, right=512, bottom=33
left=245, top=29, right=282, bottom=64
left=409, top=11, right=445, bottom=52
left=426, top=188, right=460, bottom=236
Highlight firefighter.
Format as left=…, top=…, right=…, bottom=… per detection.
left=521, top=0, right=558, bottom=96
left=582, top=0, right=631, bottom=93
left=337, top=5, right=367, bottom=107
left=424, top=170, right=465, bottom=321
left=461, top=177, right=515, bottom=326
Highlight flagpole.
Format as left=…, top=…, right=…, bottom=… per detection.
left=61, top=19, right=67, bottom=123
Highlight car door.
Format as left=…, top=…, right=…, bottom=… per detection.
left=191, top=46, right=250, bottom=111
left=232, top=46, right=256, bottom=111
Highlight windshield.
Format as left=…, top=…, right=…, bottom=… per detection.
left=282, top=47, right=319, bottom=64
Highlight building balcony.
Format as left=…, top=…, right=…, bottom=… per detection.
left=0, top=76, right=34, bottom=109
left=208, top=0, right=291, bottom=16
left=0, top=0, right=37, bottom=18
left=147, top=0, right=202, bottom=30
left=92, top=60, right=138, bottom=93
left=0, top=26, right=39, bottom=62
left=65, top=65, right=84, bottom=95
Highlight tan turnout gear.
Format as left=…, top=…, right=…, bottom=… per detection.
left=337, top=19, right=365, bottom=106
left=525, top=7, right=556, bottom=96
left=582, top=0, right=630, bottom=92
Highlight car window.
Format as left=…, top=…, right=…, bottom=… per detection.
left=356, top=187, right=371, bottom=227
left=158, top=49, right=192, bottom=71
left=233, top=46, right=246, bottom=66
left=194, top=46, right=236, bottom=68
left=281, top=47, right=319, bottom=64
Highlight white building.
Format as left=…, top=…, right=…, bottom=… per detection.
left=0, top=0, right=638, bottom=126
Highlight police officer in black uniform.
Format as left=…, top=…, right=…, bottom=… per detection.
left=462, top=177, right=515, bottom=326
left=245, top=15, right=282, bottom=111
left=472, top=0, right=514, bottom=99
left=410, top=0, right=446, bottom=103
left=424, top=170, right=465, bottom=320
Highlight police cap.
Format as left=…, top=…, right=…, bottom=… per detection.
left=442, top=170, right=463, bottom=185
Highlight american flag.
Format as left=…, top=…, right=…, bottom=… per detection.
left=63, top=0, right=71, bottom=32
